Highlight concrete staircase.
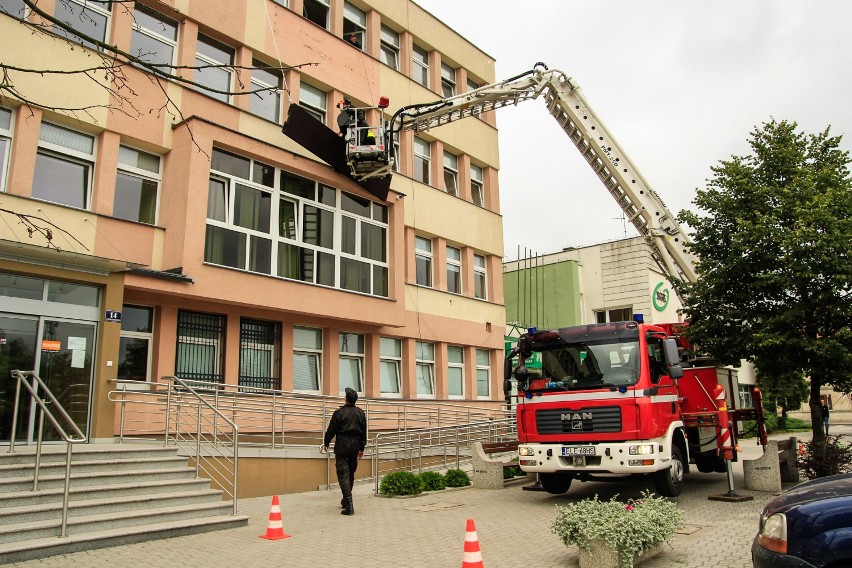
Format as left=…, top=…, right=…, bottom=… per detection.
left=0, top=444, right=249, bottom=563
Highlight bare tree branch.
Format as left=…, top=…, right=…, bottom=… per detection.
left=0, top=206, right=90, bottom=251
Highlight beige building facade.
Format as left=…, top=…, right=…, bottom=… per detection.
left=0, top=0, right=506, bottom=446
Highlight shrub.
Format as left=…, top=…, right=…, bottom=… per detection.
left=380, top=471, right=422, bottom=496
left=551, top=492, right=683, bottom=566
left=444, top=469, right=471, bottom=487
left=418, top=471, right=447, bottom=492
left=797, top=435, right=852, bottom=479
left=503, top=465, right=524, bottom=479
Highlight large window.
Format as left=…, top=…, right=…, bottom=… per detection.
left=415, top=341, right=434, bottom=397
left=470, top=164, right=484, bottom=207
left=446, top=245, right=461, bottom=294
left=293, top=326, right=322, bottom=391
left=413, top=136, right=430, bottom=184
left=302, top=0, right=329, bottom=30
left=299, top=83, right=327, bottom=123
left=380, top=25, right=399, bottom=70
left=595, top=307, right=633, bottom=323
left=447, top=345, right=464, bottom=398
left=53, top=0, right=112, bottom=49
left=118, top=304, right=153, bottom=388
left=0, top=106, right=11, bottom=192
left=205, top=148, right=388, bottom=296
left=240, top=318, right=281, bottom=390
left=443, top=151, right=458, bottom=196
left=114, top=145, right=160, bottom=224
left=441, top=62, right=456, bottom=98
left=250, top=62, right=282, bottom=123
left=342, top=2, right=365, bottom=50
left=379, top=337, right=401, bottom=396
left=474, top=254, right=487, bottom=300
left=415, top=236, right=432, bottom=287
left=195, top=34, right=234, bottom=103
left=412, top=43, right=429, bottom=87
left=130, top=4, right=177, bottom=69
left=476, top=349, right=491, bottom=397
left=32, top=122, right=95, bottom=209
left=338, top=332, right=364, bottom=393
left=175, top=310, right=226, bottom=384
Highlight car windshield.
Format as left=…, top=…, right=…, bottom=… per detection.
left=539, top=338, right=640, bottom=388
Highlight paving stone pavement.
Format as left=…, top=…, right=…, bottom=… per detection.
left=9, top=427, right=849, bottom=568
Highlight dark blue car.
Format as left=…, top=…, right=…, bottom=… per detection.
left=752, top=473, right=852, bottom=567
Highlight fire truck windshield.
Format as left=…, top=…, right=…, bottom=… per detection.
left=538, top=339, right=640, bottom=389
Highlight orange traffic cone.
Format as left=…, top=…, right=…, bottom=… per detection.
left=461, top=518, right=485, bottom=567
left=259, top=495, right=291, bottom=540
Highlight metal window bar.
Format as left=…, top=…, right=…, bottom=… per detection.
left=175, top=310, right=226, bottom=385
left=238, top=319, right=281, bottom=391
left=7, top=370, right=87, bottom=538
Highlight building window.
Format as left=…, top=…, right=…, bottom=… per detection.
left=271, top=0, right=288, bottom=6
left=413, top=136, right=430, bottom=185
left=342, top=2, right=365, bottom=50
left=738, top=384, right=754, bottom=409
left=302, top=0, right=328, bottom=30
left=446, top=245, right=461, bottom=294
left=299, top=83, right=327, bottom=123
left=175, top=310, right=226, bottom=384
left=415, top=236, right=432, bottom=287
left=195, top=34, right=233, bottom=103
left=467, top=78, right=480, bottom=93
left=443, top=151, right=458, bottom=196
left=114, top=145, right=160, bottom=224
left=476, top=349, right=490, bottom=397
left=595, top=307, right=633, bottom=323
left=379, top=337, right=401, bottom=396
left=32, top=122, right=95, bottom=209
left=391, top=130, right=400, bottom=172
left=474, top=254, right=487, bottom=300
left=53, top=0, right=112, bottom=49
left=240, top=318, right=281, bottom=391
left=380, top=25, right=399, bottom=70
left=130, top=4, right=177, bottom=69
left=470, top=164, right=484, bottom=207
left=293, top=326, right=322, bottom=391
left=118, top=304, right=153, bottom=388
left=250, top=61, right=282, bottom=122
left=441, top=62, right=456, bottom=98
left=205, top=148, right=388, bottom=296
left=339, top=332, right=364, bottom=393
left=447, top=345, right=464, bottom=398
left=415, top=341, right=434, bottom=397
left=0, top=106, right=11, bottom=192
left=0, top=0, right=26, bottom=18
left=412, top=43, right=429, bottom=87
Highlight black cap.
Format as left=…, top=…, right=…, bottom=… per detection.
left=345, top=387, right=358, bottom=403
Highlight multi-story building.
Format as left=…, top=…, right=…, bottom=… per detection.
left=0, top=0, right=506, bottom=449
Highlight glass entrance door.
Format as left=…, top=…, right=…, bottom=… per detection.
left=0, top=315, right=39, bottom=443
left=37, top=319, right=95, bottom=441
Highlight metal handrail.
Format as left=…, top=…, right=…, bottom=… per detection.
left=7, top=370, right=87, bottom=538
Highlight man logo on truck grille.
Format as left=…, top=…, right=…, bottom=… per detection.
left=562, top=412, right=592, bottom=430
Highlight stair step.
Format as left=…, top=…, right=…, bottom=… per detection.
left=0, top=488, right=224, bottom=524
left=0, top=477, right=214, bottom=508
left=0, top=501, right=236, bottom=543
left=0, top=514, right=249, bottom=564
left=0, top=445, right=180, bottom=465
left=0, top=466, right=197, bottom=492
left=0, top=456, right=190, bottom=478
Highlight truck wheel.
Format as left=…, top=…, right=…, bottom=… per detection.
left=540, top=473, right=572, bottom=495
left=653, top=445, right=684, bottom=497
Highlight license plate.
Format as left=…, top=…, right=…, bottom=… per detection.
left=562, top=446, right=595, bottom=456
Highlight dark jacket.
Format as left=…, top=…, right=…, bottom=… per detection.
left=323, top=403, right=367, bottom=456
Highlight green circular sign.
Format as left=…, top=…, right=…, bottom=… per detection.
left=652, top=282, right=670, bottom=312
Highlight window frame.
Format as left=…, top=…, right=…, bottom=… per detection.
left=379, top=24, right=399, bottom=70
left=130, top=4, right=178, bottom=69
left=412, top=43, right=429, bottom=87
left=440, top=62, right=456, bottom=98
left=338, top=331, right=364, bottom=394
left=595, top=307, right=634, bottom=323
left=470, top=163, right=484, bottom=207
left=299, top=82, right=327, bottom=124
left=379, top=336, right=402, bottom=397
left=473, top=253, right=487, bottom=300
left=446, top=245, right=462, bottom=295
left=476, top=348, right=491, bottom=399
left=415, top=235, right=433, bottom=287
left=447, top=345, right=465, bottom=399
left=342, top=2, right=366, bottom=51
left=195, top=33, right=234, bottom=103
left=175, top=309, right=226, bottom=385
left=117, top=304, right=154, bottom=391
left=443, top=151, right=458, bottom=196
left=239, top=317, right=281, bottom=391
left=33, top=121, right=96, bottom=210
left=115, top=144, right=161, bottom=224
left=302, top=0, right=329, bottom=30
left=0, top=106, right=12, bottom=193
left=250, top=60, right=283, bottom=123
left=415, top=341, right=435, bottom=398
left=53, top=0, right=112, bottom=49
left=412, top=136, right=430, bottom=185
left=293, top=325, right=323, bottom=392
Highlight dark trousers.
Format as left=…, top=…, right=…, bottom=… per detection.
left=335, top=454, right=359, bottom=500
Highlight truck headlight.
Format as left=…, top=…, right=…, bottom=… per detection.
left=629, top=444, right=655, bottom=455
left=518, top=446, right=535, bottom=456
left=757, top=513, right=787, bottom=554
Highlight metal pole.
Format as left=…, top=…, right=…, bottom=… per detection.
left=60, top=442, right=73, bottom=537
left=33, top=407, right=45, bottom=491
left=7, top=371, right=23, bottom=453
left=195, top=403, right=202, bottom=478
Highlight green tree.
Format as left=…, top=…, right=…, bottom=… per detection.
left=754, top=364, right=808, bottom=429
left=679, top=119, right=852, bottom=445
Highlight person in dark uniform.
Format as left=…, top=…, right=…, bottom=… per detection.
left=821, top=400, right=830, bottom=436
left=322, top=387, right=367, bottom=515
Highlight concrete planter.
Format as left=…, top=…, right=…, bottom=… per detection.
left=578, top=539, right=664, bottom=568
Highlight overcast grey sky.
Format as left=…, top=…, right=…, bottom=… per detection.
left=413, top=1, right=852, bottom=261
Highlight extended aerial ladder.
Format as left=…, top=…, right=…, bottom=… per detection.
left=386, top=62, right=699, bottom=287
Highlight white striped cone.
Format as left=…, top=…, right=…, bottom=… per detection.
left=462, top=518, right=485, bottom=568
left=259, top=495, right=291, bottom=540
